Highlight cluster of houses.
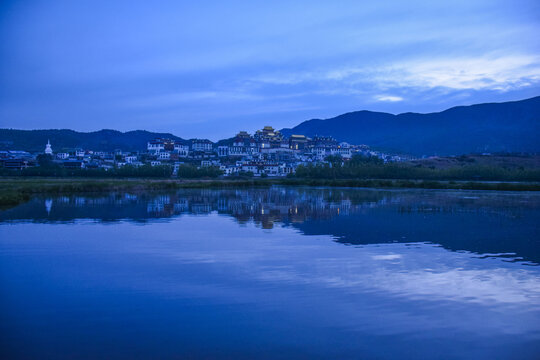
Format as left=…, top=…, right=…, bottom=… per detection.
left=0, top=125, right=408, bottom=176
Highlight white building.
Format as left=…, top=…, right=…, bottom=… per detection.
left=44, top=140, right=53, bottom=155
left=125, top=155, right=138, bottom=163
left=220, top=165, right=238, bottom=175
left=241, top=163, right=259, bottom=174
left=262, top=164, right=280, bottom=176
left=280, top=164, right=295, bottom=175
left=191, top=139, right=213, bottom=152
left=147, top=140, right=165, bottom=153
left=158, top=152, right=170, bottom=160
left=217, top=146, right=229, bottom=157
left=174, top=144, right=189, bottom=157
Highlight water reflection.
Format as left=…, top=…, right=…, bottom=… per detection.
left=1, top=187, right=539, bottom=264
left=1, top=187, right=540, bottom=359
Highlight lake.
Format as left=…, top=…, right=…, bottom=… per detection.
left=1, top=187, right=539, bottom=359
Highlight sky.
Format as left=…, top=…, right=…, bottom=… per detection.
left=0, top=0, right=539, bottom=140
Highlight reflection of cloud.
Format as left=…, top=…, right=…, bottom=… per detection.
left=256, top=260, right=539, bottom=306
left=372, top=254, right=402, bottom=260
left=358, top=267, right=540, bottom=305
left=252, top=246, right=540, bottom=306
left=139, top=218, right=540, bottom=308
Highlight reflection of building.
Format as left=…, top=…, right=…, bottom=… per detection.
left=3, top=188, right=392, bottom=229
left=45, top=199, right=52, bottom=214
left=135, top=188, right=387, bottom=229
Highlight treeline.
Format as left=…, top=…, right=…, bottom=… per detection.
left=176, top=164, right=223, bottom=178
left=0, top=163, right=224, bottom=179
left=294, top=155, right=540, bottom=181
left=0, top=164, right=174, bottom=178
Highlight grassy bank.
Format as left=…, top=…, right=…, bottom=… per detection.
left=278, top=178, right=540, bottom=191
left=1, top=177, right=539, bottom=208
left=295, top=159, right=540, bottom=182
left=0, top=178, right=271, bottom=208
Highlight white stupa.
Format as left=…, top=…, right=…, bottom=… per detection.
left=45, top=139, right=53, bottom=155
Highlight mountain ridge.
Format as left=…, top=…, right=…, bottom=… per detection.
left=1, top=96, right=539, bottom=155
left=0, top=128, right=188, bottom=153
left=281, top=96, right=540, bottom=156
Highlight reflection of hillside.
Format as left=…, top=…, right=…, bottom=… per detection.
left=0, top=187, right=538, bottom=264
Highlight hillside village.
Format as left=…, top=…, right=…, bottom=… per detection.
left=0, top=125, right=408, bottom=177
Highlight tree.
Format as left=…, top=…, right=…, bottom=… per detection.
left=348, top=154, right=383, bottom=166
left=324, top=154, right=343, bottom=165
left=36, top=154, right=55, bottom=168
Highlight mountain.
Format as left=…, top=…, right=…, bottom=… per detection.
left=2, top=97, right=539, bottom=155
left=0, top=129, right=188, bottom=152
left=281, top=96, right=540, bottom=156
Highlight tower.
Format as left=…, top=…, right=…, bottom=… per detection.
left=45, top=140, right=53, bottom=155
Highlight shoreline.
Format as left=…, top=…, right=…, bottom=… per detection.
left=1, top=177, right=539, bottom=208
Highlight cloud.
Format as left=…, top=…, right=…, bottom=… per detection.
left=125, top=90, right=263, bottom=109
left=375, top=95, right=403, bottom=102
left=385, top=55, right=540, bottom=91
left=252, top=54, right=540, bottom=94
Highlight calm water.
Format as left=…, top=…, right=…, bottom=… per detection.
left=1, top=187, right=539, bottom=359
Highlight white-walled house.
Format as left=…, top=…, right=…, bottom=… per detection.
left=228, top=145, right=250, bottom=156
left=241, top=163, right=259, bottom=174
left=311, top=145, right=352, bottom=160
left=312, top=147, right=327, bottom=160
left=158, top=152, right=170, bottom=160
left=280, top=164, right=295, bottom=175
left=147, top=140, right=165, bottom=153
left=262, top=164, right=280, bottom=176
left=220, top=165, right=238, bottom=175
left=125, top=155, right=138, bottom=163
left=217, top=146, right=229, bottom=157
left=191, top=139, right=213, bottom=152
left=174, top=144, right=189, bottom=157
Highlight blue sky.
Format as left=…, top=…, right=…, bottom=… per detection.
left=1, top=0, right=539, bottom=140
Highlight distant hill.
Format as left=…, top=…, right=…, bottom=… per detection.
left=281, top=96, right=540, bottom=156
left=2, top=97, right=539, bottom=155
left=0, top=129, right=188, bottom=152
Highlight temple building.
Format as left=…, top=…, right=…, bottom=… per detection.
left=45, top=140, right=53, bottom=155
